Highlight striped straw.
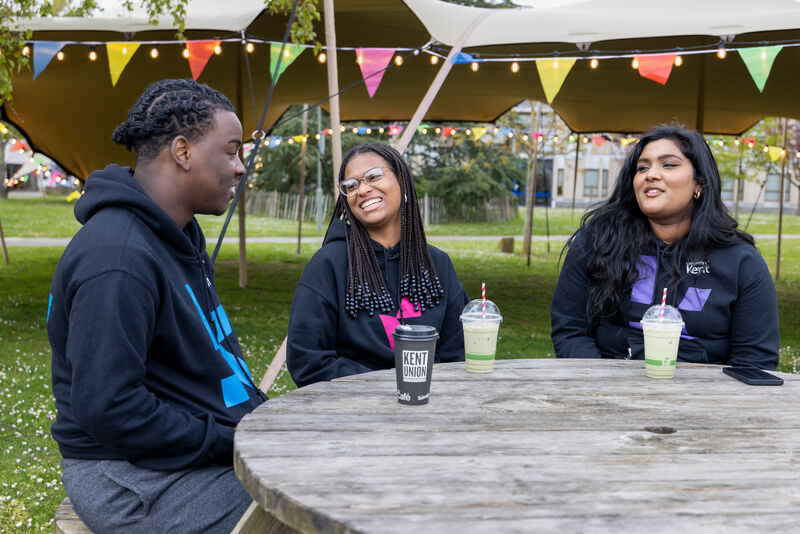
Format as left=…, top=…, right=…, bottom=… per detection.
left=659, top=287, right=668, bottom=322
left=482, top=282, right=486, bottom=321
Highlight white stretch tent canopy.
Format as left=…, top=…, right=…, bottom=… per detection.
left=405, top=0, right=800, bottom=47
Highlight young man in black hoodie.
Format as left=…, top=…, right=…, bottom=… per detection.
left=47, top=79, right=267, bottom=533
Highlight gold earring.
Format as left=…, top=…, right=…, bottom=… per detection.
left=694, top=191, right=701, bottom=200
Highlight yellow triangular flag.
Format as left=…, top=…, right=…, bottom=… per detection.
left=536, top=58, right=576, bottom=104
left=472, top=129, right=485, bottom=142
left=768, top=146, right=783, bottom=162
left=106, top=42, right=140, bottom=87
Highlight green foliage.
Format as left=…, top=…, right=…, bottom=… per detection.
left=265, top=0, right=321, bottom=52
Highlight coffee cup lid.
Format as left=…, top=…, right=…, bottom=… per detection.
left=393, top=324, right=439, bottom=340
left=460, top=299, right=503, bottom=323
left=641, top=304, right=683, bottom=325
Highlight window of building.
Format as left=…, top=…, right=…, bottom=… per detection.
left=721, top=178, right=744, bottom=201
left=765, top=172, right=790, bottom=202
left=583, top=169, right=599, bottom=197
left=601, top=169, right=609, bottom=197
left=557, top=168, right=564, bottom=196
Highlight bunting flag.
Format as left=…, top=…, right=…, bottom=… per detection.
left=738, top=46, right=782, bottom=92
left=106, top=42, right=140, bottom=86
left=270, top=43, right=305, bottom=83
left=355, top=48, right=395, bottom=98
left=472, top=129, right=485, bottom=141
left=33, top=41, right=66, bottom=79
left=535, top=58, right=576, bottom=103
left=186, top=40, right=219, bottom=80
left=768, top=146, right=783, bottom=161
left=388, top=124, right=404, bottom=136
left=636, top=54, right=676, bottom=85
left=592, top=136, right=605, bottom=147
left=441, top=126, right=455, bottom=138
left=452, top=52, right=476, bottom=65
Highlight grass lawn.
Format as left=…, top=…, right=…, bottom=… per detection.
left=1, top=196, right=800, bottom=530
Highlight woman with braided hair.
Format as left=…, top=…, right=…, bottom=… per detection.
left=287, top=142, right=469, bottom=387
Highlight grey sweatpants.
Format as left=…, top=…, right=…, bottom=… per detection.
left=61, top=458, right=252, bottom=534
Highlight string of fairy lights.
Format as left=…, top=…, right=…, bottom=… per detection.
left=16, top=34, right=800, bottom=74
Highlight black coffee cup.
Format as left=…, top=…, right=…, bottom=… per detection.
left=392, top=324, right=439, bottom=405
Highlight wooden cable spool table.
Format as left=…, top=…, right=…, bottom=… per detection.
left=234, top=358, right=800, bottom=533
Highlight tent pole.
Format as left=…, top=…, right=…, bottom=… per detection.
left=316, top=106, right=324, bottom=233
left=394, top=11, right=492, bottom=154
left=524, top=101, right=541, bottom=267
left=776, top=117, right=787, bottom=281
left=571, top=134, right=580, bottom=217
left=323, top=0, right=342, bottom=196
left=297, top=104, right=309, bottom=255
left=237, top=40, right=247, bottom=288
left=695, top=53, right=706, bottom=133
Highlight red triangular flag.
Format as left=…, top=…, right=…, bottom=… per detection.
left=441, top=126, right=454, bottom=138
left=185, top=40, right=219, bottom=80
left=637, top=54, right=676, bottom=85
left=355, top=48, right=395, bottom=98
left=592, top=136, right=605, bottom=147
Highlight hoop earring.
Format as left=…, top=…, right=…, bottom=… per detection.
left=404, top=193, right=408, bottom=203
left=694, top=191, right=701, bottom=200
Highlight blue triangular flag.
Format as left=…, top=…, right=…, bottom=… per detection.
left=451, top=52, right=476, bottom=65
left=33, top=41, right=66, bottom=79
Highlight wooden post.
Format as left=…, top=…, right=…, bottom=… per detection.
left=316, top=106, right=325, bottom=233
left=523, top=102, right=541, bottom=267
left=734, top=141, right=743, bottom=220
left=571, top=134, right=580, bottom=217
left=0, top=216, right=9, bottom=264
left=393, top=11, right=492, bottom=155
left=297, top=104, right=309, bottom=255
left=237, top=40, right=247, bottom=288
left=323, top=0, right=342, bottom=197
left=776, top=118, right=787, bottom=281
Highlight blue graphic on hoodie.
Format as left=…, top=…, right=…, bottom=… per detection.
left=184, top=284, right=254, bottom=407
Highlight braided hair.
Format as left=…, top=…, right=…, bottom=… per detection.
left=111, top=78, right=234, bottom=160
left=332, top=142, right=445, bottom=319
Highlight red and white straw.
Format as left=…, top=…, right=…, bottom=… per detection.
left=482, top=282, right=486, bottom=321
left=659, top=287, right=668, bottom=322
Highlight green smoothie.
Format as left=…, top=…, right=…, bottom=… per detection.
left=463, top=322, right=500, bottom=373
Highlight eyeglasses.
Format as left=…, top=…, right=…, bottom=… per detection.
left=338, top=166, right=392, bottom=196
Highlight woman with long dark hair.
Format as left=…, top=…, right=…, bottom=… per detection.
left=287, top=142, right=469, bottom=387
left=551, top=125, right=779, bottom=369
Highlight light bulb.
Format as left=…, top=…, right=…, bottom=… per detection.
left=394, top=55, right=403, bottom=66
left=430, top=55, right=438, bottom=65
left=356, top=55, right=363, bottom=65
left=590, top=58, right=598, bottom=69
left=632, top=57, right=639, bottom=69
left=182, top=47, right=189, bottom=59
left=717, top=48, right=726, bottom=59
left=57, top=51, right=64, bottom=61
left=522, top=134, right=528, bottom=141
left=511, top=62, right=519, bottom=73
left=284, top=49, right=290, bottom=58
left=435, top=128, right=441, bottom=134
left=318, top=52, right=326, bottom=63
left=553, top=60, right=559, bottom=69
left=352, top=128, right=358, bottom=134
left=214, top=44, right=222, bottom=55
left=422, top=128, right=427, bottom=134
left=150, top=47, right=159, bottom=59
left=89, top=49, right=97, bottom=61
left=246, top=42, right=254, bottom=54
left=466, top=129, right=472, bottom=135
left=471, top=62, right=479, bottom=72
left=22, top=45, right=30, bottom=56
left=553, top=135, right=559, bottom=142
left=674, top=55, right=682, bottom=67
left=761, top=48, right=767, bottom=60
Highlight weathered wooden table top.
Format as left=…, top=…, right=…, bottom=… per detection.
left=234, top=359, right=800, bottom=534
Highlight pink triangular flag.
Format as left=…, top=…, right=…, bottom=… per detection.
left=592, top=136, right=605, bottom=147
left=637, top=54, right=676, bottom=85
left=355, top=48, right=395, bottom=98
left=185, top=40, right=219, bottom=80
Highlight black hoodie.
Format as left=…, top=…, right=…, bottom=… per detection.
left=287, top=218, right=469, bottom=387
left=551, top=232, right=779, bottom=369
left=48, top=165, right=266, bottom=471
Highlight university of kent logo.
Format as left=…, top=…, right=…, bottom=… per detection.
left=402, top=350, right=429, bottom=383
left=185, top=284, right=255, bottom=407
left=686, top=261, right=710, bottom=274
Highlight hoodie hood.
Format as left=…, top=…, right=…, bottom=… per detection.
left=75, top=164, right=205, bottom=257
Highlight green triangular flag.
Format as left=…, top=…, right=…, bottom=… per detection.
left=738, top=46, right=782, bottom=92
left=270, top=43, right=305, bottom=83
